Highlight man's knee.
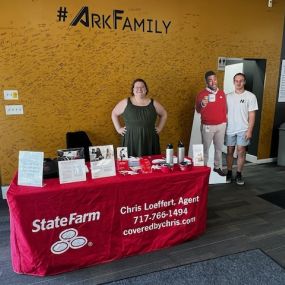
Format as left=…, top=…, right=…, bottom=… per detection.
left=227, top=146, right=235, bottom=155
left=237, top=146, right=246, bottom=157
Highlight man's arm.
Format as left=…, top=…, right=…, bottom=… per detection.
left=245, top=111, right=256, bottom=140
left=196, top=93, right=208, bottom=113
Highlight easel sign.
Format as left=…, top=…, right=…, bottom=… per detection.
left=18, top=151, right=44, bottom=187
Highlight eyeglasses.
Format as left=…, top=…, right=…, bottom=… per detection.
left=134, top=87, right=146, bottom=90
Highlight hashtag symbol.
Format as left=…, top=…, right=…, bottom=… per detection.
left=57, top=7, right=68, bottom=22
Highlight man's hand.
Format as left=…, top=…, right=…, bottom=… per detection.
left=201, top=96, right=209, bottom=107
left=245, top=129, right=253, bottom=140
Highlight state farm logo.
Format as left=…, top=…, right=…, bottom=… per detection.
left=32, top=211, right=101, bottom=233
left=51, top=228, right=88, bottom=255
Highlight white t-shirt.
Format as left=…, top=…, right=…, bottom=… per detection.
left=226, top=90, right=258, bottom=135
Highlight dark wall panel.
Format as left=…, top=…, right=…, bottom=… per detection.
left=271, top=19, right=285, bottom=157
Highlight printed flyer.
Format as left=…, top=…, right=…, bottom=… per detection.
left=89, top=145, right=116, bottom=178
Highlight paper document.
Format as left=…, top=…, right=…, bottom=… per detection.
left=58, top=159, right=86, bottom=184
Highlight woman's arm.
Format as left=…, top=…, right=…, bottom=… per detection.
left=153, top=100, right=167, bottom=134
left=111, top=99, right=128, bottom=136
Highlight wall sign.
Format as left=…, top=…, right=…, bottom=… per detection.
left=57, top=6, right=172, bottom=34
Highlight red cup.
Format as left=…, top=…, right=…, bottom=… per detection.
left=179, top=162, right=189, bottom=171
left=161, top=164, right=170, bottom=173
left=161, top=163, right=174, bottom=173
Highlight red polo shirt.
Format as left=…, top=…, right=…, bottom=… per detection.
left=195, top=89, right=227, bottom=125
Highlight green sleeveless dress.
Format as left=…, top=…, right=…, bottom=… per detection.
left=122, top=98, right=161, bottom=157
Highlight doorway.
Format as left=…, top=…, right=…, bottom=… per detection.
left=223, top=58, right=266, bottom=160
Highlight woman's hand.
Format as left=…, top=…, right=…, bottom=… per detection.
left=153, top=100, right=167, bottom=135
left=155, top=126, right=162, bottom=134
left=111, top=99, right=128, bottom=136
left=118, top=126, right=127, bottom=136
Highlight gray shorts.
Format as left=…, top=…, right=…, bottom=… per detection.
left=225, top=131, right=250, bottom=146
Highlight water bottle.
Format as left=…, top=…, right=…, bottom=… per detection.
left=178, top=141, right=185, bottom=163
left=166, top=144, right=173, bottom=165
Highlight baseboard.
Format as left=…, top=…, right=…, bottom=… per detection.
left=255, top=157, right=277, bottom=164
left=1, top=186, right=8, bottom=199
left=246, top=154, right=277, bottom=164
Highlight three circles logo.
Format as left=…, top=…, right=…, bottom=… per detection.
left=51, top=228, right=88, bottom=255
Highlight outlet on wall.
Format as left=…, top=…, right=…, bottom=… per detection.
left=5, top=105, right=24, bottom=115
left=3, top=90, right=18, bottom=100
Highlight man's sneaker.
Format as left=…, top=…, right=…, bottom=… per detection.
left=213, top=168, right=226, bottom=176
left=226, top=172, right=233, bottom=183
left=236, top=175, right=245, bottom=186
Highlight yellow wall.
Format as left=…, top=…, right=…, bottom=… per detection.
left=1, top=0, right=284, bottom=184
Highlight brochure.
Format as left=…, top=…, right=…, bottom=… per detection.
left=18, top=151, right=44, bottom=187
left=193, top=144, right=204, bottom=166
left=89, top=145, right=116, bottom=179
left=58, top=159, right=86, bottom=184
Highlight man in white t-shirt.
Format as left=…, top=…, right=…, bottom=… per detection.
left=225, top=73, right=258, bottom=185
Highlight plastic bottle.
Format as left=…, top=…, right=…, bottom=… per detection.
left=178, top=141, right=185, bottom=163
left=166, top=144, right=174, bottom=165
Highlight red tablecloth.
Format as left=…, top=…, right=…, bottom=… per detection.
left=7, top=160, right=210, bottom=276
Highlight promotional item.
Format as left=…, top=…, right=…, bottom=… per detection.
left=166, top=144, right=174, bottom=164
left=177, top=141, right=185, bottom=163
left=139, top=158, right=152, bottom=174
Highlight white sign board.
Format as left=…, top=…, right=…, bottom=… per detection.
left=278, top=60, right=285, bottom=102
left=58, top=159, right=86, bottom=184
left=193, top=144, right=204, bottom=166
left=18, top=151, right=44, bottom=187
left=90, top=145, right=116, bottom=179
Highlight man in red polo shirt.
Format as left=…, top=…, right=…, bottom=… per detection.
left=195, top=71, right=227, bottom=176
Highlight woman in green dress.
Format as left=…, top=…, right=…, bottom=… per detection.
left=111, top=78, right=167, bottom=157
